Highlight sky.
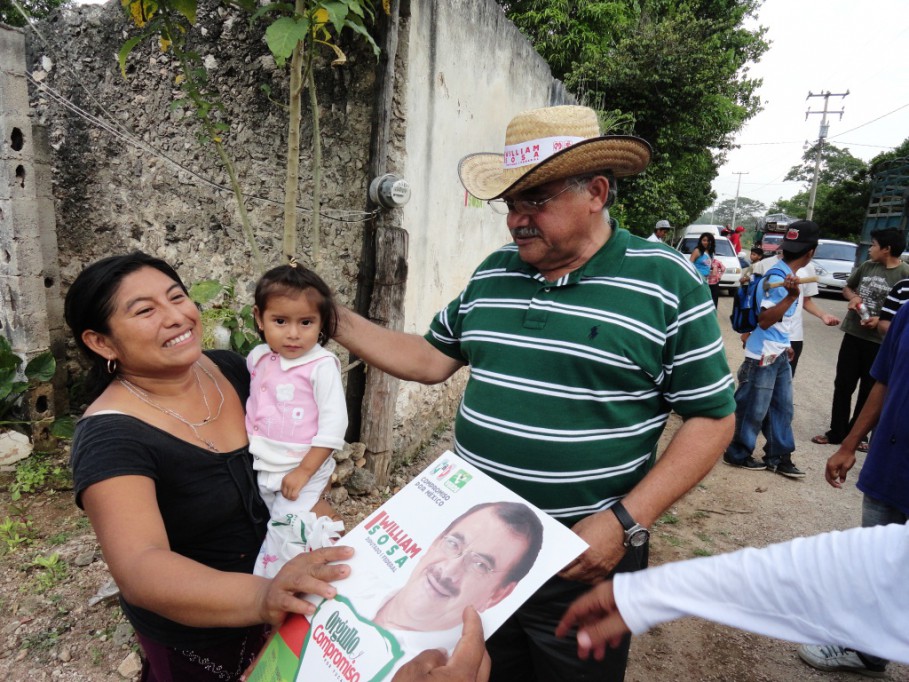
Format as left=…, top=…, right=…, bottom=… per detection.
left=712, top=0, right=909, bottom=212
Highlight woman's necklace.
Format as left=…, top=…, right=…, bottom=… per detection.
left=118, top=363, right=225, bottom=452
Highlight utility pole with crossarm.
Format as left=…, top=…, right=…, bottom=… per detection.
left=805, top=90, right=849, bottom=220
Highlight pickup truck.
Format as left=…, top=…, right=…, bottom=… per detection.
left=756, top=213, right=798, bottom=256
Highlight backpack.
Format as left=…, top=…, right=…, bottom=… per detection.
left=729, top=267, right=786, bottom=334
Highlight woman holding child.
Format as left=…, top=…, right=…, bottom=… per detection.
left=65, top=252, right=487, bottom=682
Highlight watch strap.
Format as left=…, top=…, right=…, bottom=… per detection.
left=611, top=500, right=636, bottom=531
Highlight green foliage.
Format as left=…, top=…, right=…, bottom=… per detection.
left=9, top=451, right=70, bottom=501
left=501, top=0, right=769, bottom=232
left=0, top=516, right=33, bottom=554
left=30, top=552, right=68, bottom=593
left=774, top=139, right=909, bottom=241
left=0, top=0, right=67, bottom=27
left=769, top=193, right=808, bottom=219
left=189, top=280, right=260, bottom=354
left=702, top=196, right=766, bottom=229
left=0, top=338, right=55, bottom=425
left=785, top=143, right=867, bottom=186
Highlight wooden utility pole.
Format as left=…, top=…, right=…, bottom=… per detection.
left=805, top=90, right=848, bottom=220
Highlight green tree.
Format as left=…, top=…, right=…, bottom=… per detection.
left=784, top=143, right=867, bottom=185
left=712, top=196, right=765, bottom=227
left=776, top=139, right=909, bottom=241
left=500, top=0, right=768, bottom=233
left=0, top=0, right=67, bottom=27
left=769, top=193, right=808, bottom=219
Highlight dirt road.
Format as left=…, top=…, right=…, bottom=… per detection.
left=626, top=293, right=908, bottom=681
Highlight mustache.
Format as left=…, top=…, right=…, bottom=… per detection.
left=427, top=565, right=460, bottom=597
left=511, top=226, right=540, bottom=239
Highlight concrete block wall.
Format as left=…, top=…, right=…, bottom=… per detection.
left=0, top=23, right=64, bottom=444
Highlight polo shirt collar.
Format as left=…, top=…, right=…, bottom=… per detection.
left=510, top=227, right=630, bottom=285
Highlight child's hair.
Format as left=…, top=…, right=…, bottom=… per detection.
left=750, top=246, right=763, bottom=257
left=254, top=264, right=339, bottom=343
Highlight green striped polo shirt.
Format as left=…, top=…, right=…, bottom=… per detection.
left=425, top=228, right=735, bottom=526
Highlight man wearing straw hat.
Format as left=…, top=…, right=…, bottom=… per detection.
left=335, top=105, right=735, bottom=680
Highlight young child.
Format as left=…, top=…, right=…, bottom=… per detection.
left=739, top=245, right=765, bottom=284
left=247, top=262, right=347, bottom=577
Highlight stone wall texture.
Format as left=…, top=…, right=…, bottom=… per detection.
left=6, top=0, right=567, bottom=472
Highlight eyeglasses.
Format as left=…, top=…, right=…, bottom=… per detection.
left=440, top=535, right=502, bottom=576
left=487, top=183, right=576, bottom=215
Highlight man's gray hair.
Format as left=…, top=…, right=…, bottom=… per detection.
left=566, top=171, right=615, bottom=221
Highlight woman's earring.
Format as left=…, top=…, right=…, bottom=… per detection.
left=107, top=358, right=118, bottom=374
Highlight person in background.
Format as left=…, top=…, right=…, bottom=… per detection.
left=690, top=232, right=722, bottom=307
left=554, top=524, right=908, bottom=667
left=647, top=219, right=671, bottom=242
left=797, top=301, right=909, bottom=678
left=786, top=259, right=841, bottom=377
left=812, top=228, right=909, bottom=450
left=739, top=246, right=764, bottom=284
left=64, top=252, right=488, bottom=682
left=722, top=221, right=818, bottom=478
left=728, top=225, right=745, bottom=253
left=875, top=277, right=909, bottom=336
left=331, top=105, right=735, bottom=682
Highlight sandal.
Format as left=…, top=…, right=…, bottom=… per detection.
left=811, top=434, right=831, bottom=445
left=857, top=441, right=870, bottom=453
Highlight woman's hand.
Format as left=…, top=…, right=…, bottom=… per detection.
left=255, top=545, right=354, bottom=625
left=393, top=607, right=490, bottom=681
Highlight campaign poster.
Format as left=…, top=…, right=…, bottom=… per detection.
left=248, top=450, right=588, bottom=681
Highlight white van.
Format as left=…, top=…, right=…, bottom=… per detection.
left=683, top=224, right=724, bottom=237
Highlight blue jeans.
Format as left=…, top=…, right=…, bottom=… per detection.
left=725, top=355, right=795, bottom=466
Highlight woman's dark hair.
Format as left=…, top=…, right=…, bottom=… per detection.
left=698, top=232, right=716, bottom=256
left=253, top=264, right=338, bottom=343
left=64, top=252, right=188, bottom=399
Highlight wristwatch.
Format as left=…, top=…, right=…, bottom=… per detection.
left=611, top=501, right=650, bottom=548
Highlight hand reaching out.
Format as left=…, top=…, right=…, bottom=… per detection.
left=555, top=581, right=630, bottom=660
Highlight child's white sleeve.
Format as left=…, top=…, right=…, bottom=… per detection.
left=309, top=357, right=348, bottom=450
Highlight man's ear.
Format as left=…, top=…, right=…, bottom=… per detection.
left=82, top=330, right=113, bottom=360
left=586, top=176, right=610, bottom=212
left=482, top=581, right=518, bottom=611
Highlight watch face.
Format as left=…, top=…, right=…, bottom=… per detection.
left=628, top=529, right=649, bottom=547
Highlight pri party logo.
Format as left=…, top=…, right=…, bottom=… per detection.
left=432, top=459, right=473, bottom=493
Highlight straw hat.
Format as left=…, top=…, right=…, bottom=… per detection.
left=458, top=105, right=652, bottom=201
